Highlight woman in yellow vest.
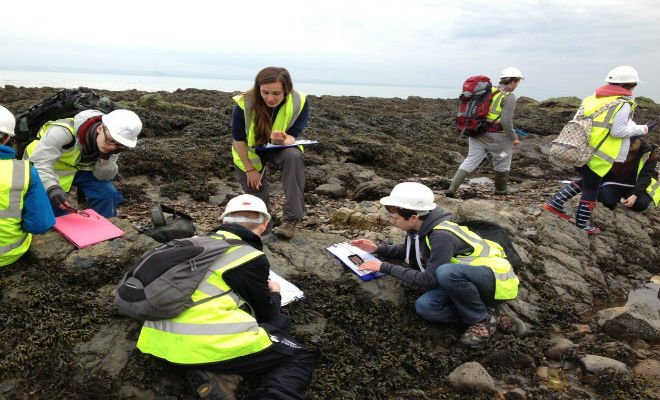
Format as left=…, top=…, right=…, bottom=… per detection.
left=231, top=67, right=309, bottom=240
left=0, top=105, right=55, bottom=267
left=350, top=182, right=524, bottom=349
left=544, top=66, right=655, bottom=234
left=446, top=67, right=524, bottom=197
left=136, top=194, right=317, bottom=400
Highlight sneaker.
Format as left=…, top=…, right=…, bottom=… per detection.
left=497, top=312, right=528, bottom=337
left=186, top=369, right=229, bottom=400
left=459, top=315, right=497, bottom=349
left=274, top=221, right=297, bottom=240
left=581, top=225, right=601, bottom=235
left=543, top=203, right=571, bottom=220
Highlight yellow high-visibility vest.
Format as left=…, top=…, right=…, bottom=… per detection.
left=0, top=159, right=31, bottom=267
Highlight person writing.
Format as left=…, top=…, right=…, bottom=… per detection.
left=351, top=182, right=524, bottom=348
left=0, top=105, right=55, bottom=267
left=23, top=109, right=142, bottom=218
left=446, top=67, right=524, bottom=197
left=136, top=194, right=317, bottom=400
left=231, top=66, right=309, bottom=240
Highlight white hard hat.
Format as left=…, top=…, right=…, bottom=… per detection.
left=220, top=194, right=271, bottom=222
left=380, top=182, right=436, bottom=213
left=500, top=67, right=524, bottom=79
left=0, top=105, right=16, bottom=137
left=101, top=109, right=142, bottom=148
left=605, top=65, right=641, bottom=84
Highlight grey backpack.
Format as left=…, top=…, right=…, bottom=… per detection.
left=114, top=235, right=244, bottom=321
left=549, top=99, right=627, bottom=167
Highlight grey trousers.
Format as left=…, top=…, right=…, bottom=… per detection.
left=235, top=147, right=306, bottom=221
left=458, top=133, right=514, bottom=173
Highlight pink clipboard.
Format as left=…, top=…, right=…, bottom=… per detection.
left=54, top=209, right=125, bottom=248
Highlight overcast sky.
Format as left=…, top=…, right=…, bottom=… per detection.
left=1, top=0, right=658, bottom=100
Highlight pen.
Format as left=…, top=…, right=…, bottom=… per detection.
left=259, top=165, right=267, bottom=183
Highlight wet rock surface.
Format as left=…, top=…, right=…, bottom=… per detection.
left=1, top=86, right=660, bottom=399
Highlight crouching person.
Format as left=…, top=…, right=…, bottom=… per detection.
left=351, top=182, right=522, bottom=349
left=24, top=109, right=142, bottom=218
left=136, top=194, right=317, bottom=400
left=0, top=105, right=55, bottom=267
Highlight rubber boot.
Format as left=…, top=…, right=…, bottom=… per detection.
left=494, top=171, right=509, bottom=195
left=445, top=169, right=468, bottom=198
left=575, top=200, right=601, bottom=234
left=544, top=182, right=581, bottom=219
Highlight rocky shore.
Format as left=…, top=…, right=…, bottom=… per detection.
left=1, top=85, right=659, bottom=400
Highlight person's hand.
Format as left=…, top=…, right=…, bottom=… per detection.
left=245, top=168, right=262, bottom=190
left=622, top=194, right=637, bottom=208
left=270, top=130, right=287, bottom=145
left=47, top=185, right=71, bottom=211
left=512, top=138, right=521, bottom=147
left=350, top=239, right=378, bottom=253
left=358, top=260, right=382, bottom=273
left=647, top=122, right=657, bottom=133
left=268, top=280, right=281, bottom=293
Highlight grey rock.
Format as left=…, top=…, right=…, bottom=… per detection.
left=545, top=337, right=577, bottom=360
left=580, top=355, right=630, bottom=375
left=596, top=303, right=660, bottom=342
left=447, top=361, right=496, bottom=393
left=353, top=178, right=396, bottom=201
left=314, top=183, right=347, bottom=198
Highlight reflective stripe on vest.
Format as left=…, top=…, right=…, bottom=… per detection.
left=24, top=119, right=87, bottom=191
left=137, top=231, right=272, bottom=364
left=637, top=151, right=660, bottom=206
left=426, top=221, right=519, bottom=300
left=584, top=95, right=633, bottom=177
left=231, top=91, right=307, bottom=172
left=0, top=159, right=32, bottom=267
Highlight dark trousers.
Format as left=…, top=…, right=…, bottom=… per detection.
left=189, top=324, right=317, bottom=400
left=598, top=184, right=653, bottom=211
left=234, top=147, right=306, bottom=221
left=576, top=165, right=602, bottom=202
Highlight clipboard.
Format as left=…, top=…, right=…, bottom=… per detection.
left=255, top=139, right=319, bottom=150
left=54, top=209, right=125, bottom=248
left=269, top=270, right=305, bottom=306
left=326, top=242, right=384, bottom=281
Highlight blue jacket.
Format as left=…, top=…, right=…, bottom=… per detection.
left=0, top=145, right=55, bottom=234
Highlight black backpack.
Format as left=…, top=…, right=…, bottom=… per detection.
left=113, top=235, right=246, bottom=321
left=141, top=204, right=197, bottom=243
left=14, top=87, right=116, bottom=157
left=459, top=220, right=523, bottom=268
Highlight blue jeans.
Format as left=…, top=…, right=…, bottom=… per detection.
left=52, top=171, right=123, bottom=218
left=415, top=263, right=495, bottom=325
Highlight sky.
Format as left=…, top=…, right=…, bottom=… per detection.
left=1, top=0, right=659, bottom=101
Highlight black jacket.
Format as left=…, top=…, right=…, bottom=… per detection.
left=376, top=206, right=475, bottom=289
left=209, top=223, right=289, bottom=330
left=603, top=140, right=657, bottom=197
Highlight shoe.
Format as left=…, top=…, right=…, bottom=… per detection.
left=444, top=190, right=456, bottom=198
left=497, top=312, right=528, bottom=337
left=581, top=225, right=601, bottom=235
left=543, top=203, right=571, bottom=220
left=186, top=369, right=229, bottom=400
left=459, top=315, right=497, bottom=349
left=274, top=221, right=297, bottom=240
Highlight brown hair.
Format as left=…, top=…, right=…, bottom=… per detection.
left=245, top=67, right=293, bottom=146
left=499, top=77, right=521, bottom=85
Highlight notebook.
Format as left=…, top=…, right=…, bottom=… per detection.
left=269, top=270, right=305, bottom=306
left=54, top=209, right=125, bottom=248
left=326, top=242, right=385, bottom=281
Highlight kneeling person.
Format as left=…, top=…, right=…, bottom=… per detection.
left=137, top=194, right=317, bottom=400
left=24, top=109, right=141, bottom=218
left=351, top=182, right=521, bottom=348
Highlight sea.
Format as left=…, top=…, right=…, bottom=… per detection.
left=0, top=68, right=632, bottom=102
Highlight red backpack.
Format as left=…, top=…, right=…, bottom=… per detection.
left=456, top=75, right=495, bottom=137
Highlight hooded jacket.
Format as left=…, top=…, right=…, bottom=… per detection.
left=376, top=206, right=463, bottom=288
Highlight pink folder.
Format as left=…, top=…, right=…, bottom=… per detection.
left=54, top=209, right=125, bottom=248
